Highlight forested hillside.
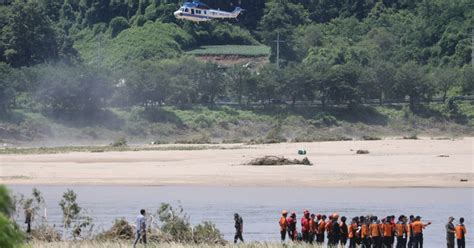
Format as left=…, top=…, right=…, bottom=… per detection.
left=0, top=0, right=473, bottom=144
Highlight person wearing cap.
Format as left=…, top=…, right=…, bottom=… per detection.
left=455, top=217, right=466, bottom=248
left=396, top=215, right=409, bottom=248
left=233, top=213, right=244, bottom=243
left=360, top=216, right=370, bottom=248
left=446, top=216, right=455, bottom=248
left=287, top=212, right=297, bottom=241
left=301, top=210, right=311, bottom=243
left=370, top=216, right=383, bottom=248
left=412, top=216, right=431, bottom=248
left=279, top=210, right=288, bottom=242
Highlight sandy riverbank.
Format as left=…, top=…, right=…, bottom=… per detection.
left=1, top=138, right=472, bottom=187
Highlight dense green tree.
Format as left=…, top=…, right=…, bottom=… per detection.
left=281, top=63, right=315, bottom=105
left=197, top=62, right=226, bottom=104
left=259, top=0, right=309, bottom=63
left=326, top=63, right=364, bottom=107
left=109, top=16, right=129, bottom=37
left=0, top=63, right=15, bottom=114
left=226, top=64, right=254, bottom=105
left=2, top=1, right=58, bottom=67
left=33, top=64, right=111, bottom=116
left=431, top=67, right=460, bottom=102
left=394, top=61, right=434, bottom=111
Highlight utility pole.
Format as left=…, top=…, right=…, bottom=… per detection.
left=471, top=27, right=473, bottom=69
left=273, top=32, right=286, bottom=69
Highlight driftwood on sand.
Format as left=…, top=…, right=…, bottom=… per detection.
left=246, top=156, right=312, bottom=166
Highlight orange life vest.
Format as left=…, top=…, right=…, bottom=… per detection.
left=456, top=225, right=466, bottom=239
left=370, top=223, right=381, bottom=237
left=326, top=221, right=333, bottom=234
left=348, top=223, right=357, bottom=238
left=280, top=217, right=288, bottom=231
left=396, top=223, right=408, bottom=237
left=361, top=224, right=368, bottom=238
left=318, top=220, right=326, bottom=234
left=412, top=221, right=424, bottom=234
left=383, top=223, right=394, bottom=237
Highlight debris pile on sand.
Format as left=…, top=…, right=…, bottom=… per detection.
left=96, top=218, right=134, bottom=240
left=247, top=156, right=312, bottom=166
left=356, top=150, right=370, bottom=154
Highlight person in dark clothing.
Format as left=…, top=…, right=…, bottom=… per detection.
left=456, top=217, right=466, bottom=248
left=234, top=213, right=244, bottom=243
left=329, top=214, right=341, bottom=247
left=287, top=212, right=297, bottom=241
left=407, top=215, right=415, bottom=248
left=340, top=216, right=348, bottom=246
left=446, top=216, right=455, bottom=248
left=24, top=209, right=32, bottom=234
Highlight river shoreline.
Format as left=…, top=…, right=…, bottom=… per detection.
left=1, top=138, right=473, bottom=188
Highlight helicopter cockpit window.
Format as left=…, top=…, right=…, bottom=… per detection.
left=184, top=8, right=188, bottom=12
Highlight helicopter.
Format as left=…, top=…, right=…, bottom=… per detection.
left=174, top=1, right=243, bottom=22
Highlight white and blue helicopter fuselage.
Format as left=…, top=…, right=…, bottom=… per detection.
left=174, top=1, right=243, bottom=22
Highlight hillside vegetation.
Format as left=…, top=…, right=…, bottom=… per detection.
left=0, top=0, right=473, bottom=145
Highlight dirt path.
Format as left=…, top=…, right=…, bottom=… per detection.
left=1, top=138, right=472, bottom=187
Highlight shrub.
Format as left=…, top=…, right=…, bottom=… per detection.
left=361, top=135, right=381, bottom=141
left=111, top=137, right=127, bottom=147
left=109, top=16, right=129, bottom=37
left=403, top=134, right=418, bottom=140
left=0, top=186, right=24, bottom=247
left=0, top=214, right=24, bottom=248
left=192, top=221, right=225, bottom=245
left=95, top=218, right=134, bottom=241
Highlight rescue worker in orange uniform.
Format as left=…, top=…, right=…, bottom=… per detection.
left=383, top=216, right=395, bottom=248
left=348, top=217, right=359, bottom=248
left=455, top=217, right=467, bottom=248
left=411, top=216, right=431, bottom=248
left=301, top=210, right=311, bottom=243
left=316, top=215, right=326, bottom=244
left=396, top=215, right=409, bottom=248
left=370, top=217, right=383, bottom=248
left=326, top=215, right=334, bottom=244
left=279, top=210, right=288, bottom=242
left=287, top=212, right=297, bottom=241
left=360, top=216, right=370, bottom=248
left=309, top=213, right=317, bottom=244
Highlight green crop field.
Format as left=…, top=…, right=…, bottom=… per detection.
left=186, top=45, right=270, bottom=57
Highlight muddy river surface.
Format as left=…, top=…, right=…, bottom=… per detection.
left=8, top=186, right=473, bottom=246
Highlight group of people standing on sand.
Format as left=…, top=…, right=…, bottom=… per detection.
left=278, top=210, right=468, bottom=248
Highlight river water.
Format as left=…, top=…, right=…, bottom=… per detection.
left=8, top=185, right=473, bottom=246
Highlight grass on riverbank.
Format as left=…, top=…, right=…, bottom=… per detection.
left=0, top=144, right=244, bottom=155
left=1, top=103, right=472, bottom=147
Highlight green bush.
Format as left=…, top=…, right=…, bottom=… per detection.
left=109, top=17, right=129, bottom=37
left=0, top=186, right=24, bottom=247
left=110, top=137, right=127, bottom=147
